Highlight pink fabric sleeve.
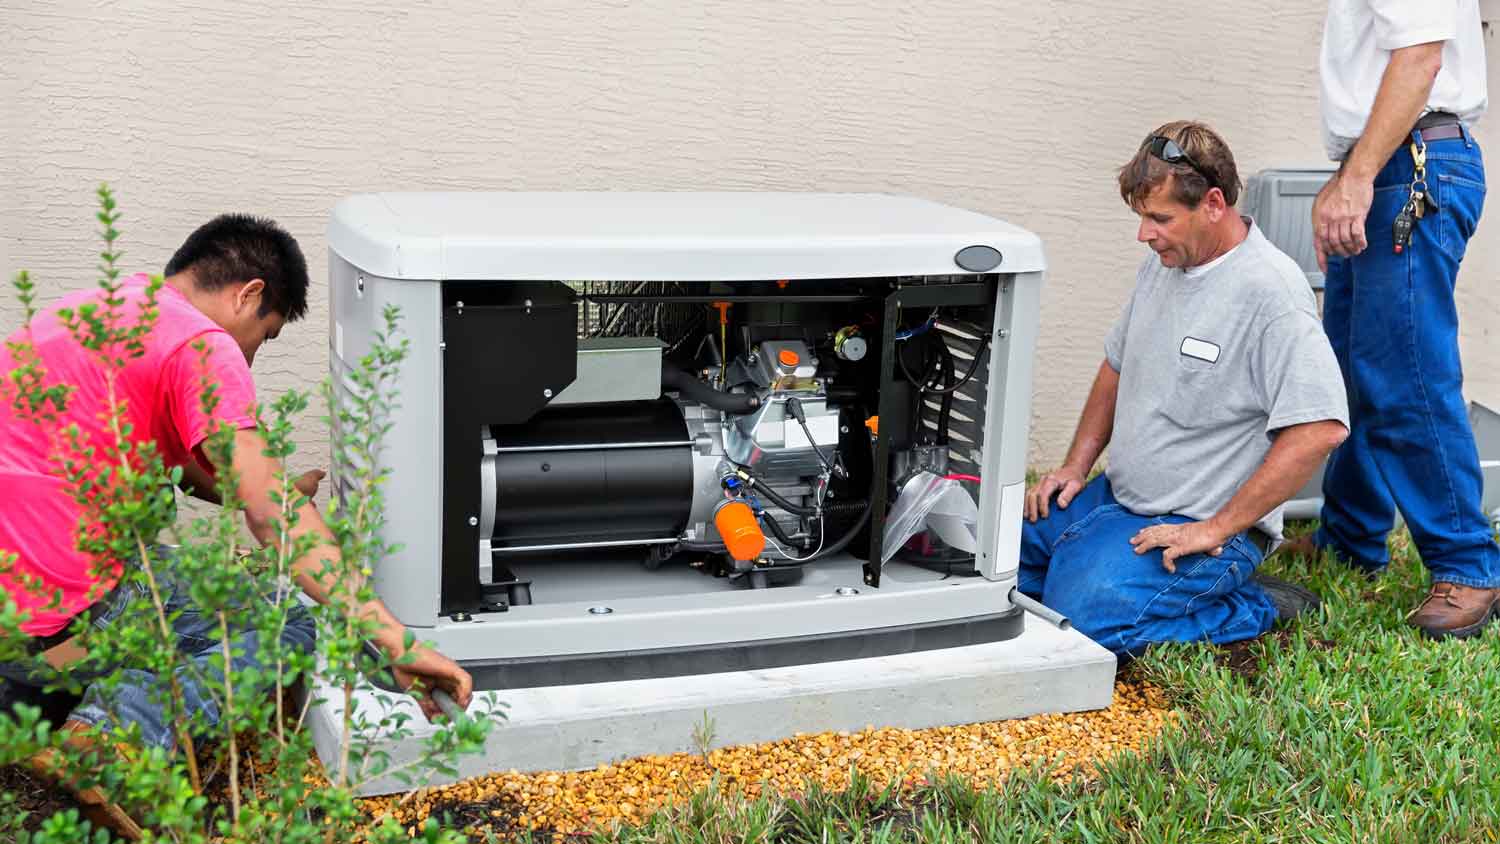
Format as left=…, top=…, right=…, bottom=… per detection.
left=162, top=331, right=259, bottom=459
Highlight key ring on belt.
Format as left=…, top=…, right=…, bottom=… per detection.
left=1408, top=136, right=1428, bottom=207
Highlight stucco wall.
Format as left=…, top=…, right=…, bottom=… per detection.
left=3, top=1, right=1497, bottom=474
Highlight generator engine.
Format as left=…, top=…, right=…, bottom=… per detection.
left=480, top=333, right=856, bottom=583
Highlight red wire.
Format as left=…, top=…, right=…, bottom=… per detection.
left=944, top=473, right=982, bottom=483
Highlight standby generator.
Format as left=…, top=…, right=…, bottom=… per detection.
left=327, top=192, right=1046, bottom=690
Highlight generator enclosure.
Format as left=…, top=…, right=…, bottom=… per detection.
left=327, top=193, right=1045, bottom=690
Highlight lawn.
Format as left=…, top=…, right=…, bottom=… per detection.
left=532, top=524, right=1500, bottom=844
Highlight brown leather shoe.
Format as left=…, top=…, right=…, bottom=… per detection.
left=1406, top=582, right=1500, bottom=640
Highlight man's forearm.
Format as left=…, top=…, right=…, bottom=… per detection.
left=243, top=498, right=410, bottom=655
left=178, top=457, right=223, bottom=504
left=1206, top=420, right=1348, bottom=538
left=229, top=429, right=412, bottom=656
left=1343, top=42, right=1443, bottom=181
left=1061, top=360, right=1119, bottom=474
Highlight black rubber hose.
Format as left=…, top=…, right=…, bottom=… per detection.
left=662, top=364, right=760, bottom=413
left=758, top=510, right=808, bottom=549
left=821, top=499, right=870, bottom=518
left=805, top=496, right=871, bottom=561
left=746, top=477, right=819, bottom=516
left=919, top=330, right=991, bottom=396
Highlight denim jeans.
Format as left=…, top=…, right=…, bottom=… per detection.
left=0, top=561, right=317, bottom=749
left=1317, top=126, right=1500, bottom=588
left=1019, top=475, right=1278, bottom=657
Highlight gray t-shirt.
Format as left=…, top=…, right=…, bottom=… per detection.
left=1103, top=222, right=1349, bottom=542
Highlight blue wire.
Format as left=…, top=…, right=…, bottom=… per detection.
left=895, top=318, right=936, bottom=342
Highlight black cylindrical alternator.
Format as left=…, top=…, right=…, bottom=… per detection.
left=482, top=399, right=695, bottom=550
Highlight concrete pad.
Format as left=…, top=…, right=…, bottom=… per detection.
left=306, top=619, right=1115, bottom=795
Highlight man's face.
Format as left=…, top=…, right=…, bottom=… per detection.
left=230, top=310, right=286, bottom=367
left=220, top=279, right=286, bottom=366
left=1132, top=179, right=1216, bottom=268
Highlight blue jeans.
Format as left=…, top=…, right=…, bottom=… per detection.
left=0, top=565, right=317, bottom=749
left=1317, top=126, right=1500, bottom=588
left=1019, top=475, right=1278, bottom=657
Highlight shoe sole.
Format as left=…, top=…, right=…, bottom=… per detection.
left=1249, top=574, right=1322, bottom=621
left=1414, top=600, right=1500, bottom=641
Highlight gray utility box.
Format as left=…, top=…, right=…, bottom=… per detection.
left=1242, top=167, right=1336, bottom=291
left=1243, top=167, right=1335, bottom=517
left=1245, top=168, right=1499, bottom=527
left=326, top=192, right=1053, bottom=691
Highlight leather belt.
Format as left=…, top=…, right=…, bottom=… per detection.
left=1414, top=111, right=1464, bottom=142
left=1247, top=529, right=1271, bottom=555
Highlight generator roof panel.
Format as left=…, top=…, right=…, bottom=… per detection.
left=328, top=192, right=1045, bottom=281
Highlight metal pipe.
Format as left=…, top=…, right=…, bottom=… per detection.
left=431, top=688, right=465, bottom=721
left=489, top=537, right=679, bottom=554
left=585, top=293, right=871, bottom=304
left=489, top=440, right=693, bottom=454
left=1008, top=587, right=1071, bottom=631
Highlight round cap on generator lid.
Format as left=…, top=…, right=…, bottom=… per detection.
left=778, top=348, right=800, bottom=367
left=954, top=244, right=1002, bottom=272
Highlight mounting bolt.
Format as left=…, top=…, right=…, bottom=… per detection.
left=840, top=425, right=850, bottom=433
left=543, top=388, right=553, bottom=398
left=524, top=298, right=533, bottom=313
left=467, top=516, right=478, bottom=526
left=439, top=341, right=447, bottom=351
left=355, top=274, right=365, bottom=295
left=452, top=611, right=473, bottom=622
left=996, top=328, right=1009, bottom=339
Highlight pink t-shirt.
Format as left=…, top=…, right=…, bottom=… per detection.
left=0, top=274, right=258, bottom=636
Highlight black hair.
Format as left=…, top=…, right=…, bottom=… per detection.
left=164, top=214, right=309, bottom=321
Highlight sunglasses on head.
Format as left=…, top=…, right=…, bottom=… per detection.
left=1144, top=135, right=1219, bottom=193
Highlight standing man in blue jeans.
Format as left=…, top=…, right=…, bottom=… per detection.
left=1286, top=2, right=1498, bottom=638
left=1022, top=121, right=1351, bottom=658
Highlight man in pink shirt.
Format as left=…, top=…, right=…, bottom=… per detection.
left=0, top=214, right=472, bottom=749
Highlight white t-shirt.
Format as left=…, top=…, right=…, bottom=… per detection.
left=1319, top=0, right=1488, bottom=160
left=1183, top=237, right=1245, bottom=279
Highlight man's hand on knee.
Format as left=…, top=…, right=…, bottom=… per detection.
left=1025, top=465, right=1086, bottom=522
left=1130, top=520, right=1229, bottom=573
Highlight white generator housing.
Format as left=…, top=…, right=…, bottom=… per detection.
left=326, top=193, right=1054, bottom=688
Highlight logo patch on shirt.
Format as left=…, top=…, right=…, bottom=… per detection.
left=1180, top=336, right=1221, bottom=364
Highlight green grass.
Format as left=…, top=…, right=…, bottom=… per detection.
left=557, top=525, right=1500, bottom=844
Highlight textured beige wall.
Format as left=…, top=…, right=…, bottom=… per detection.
left=3, top=1, right=1497, bottom=473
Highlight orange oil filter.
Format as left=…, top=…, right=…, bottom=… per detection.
left=714, top=500, right=765, bottom=561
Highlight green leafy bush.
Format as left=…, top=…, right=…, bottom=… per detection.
left=0, top=185, right=495, bottom=843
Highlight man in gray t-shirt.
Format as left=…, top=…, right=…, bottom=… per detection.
left=1017, top=121, right=1350, bottom=658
